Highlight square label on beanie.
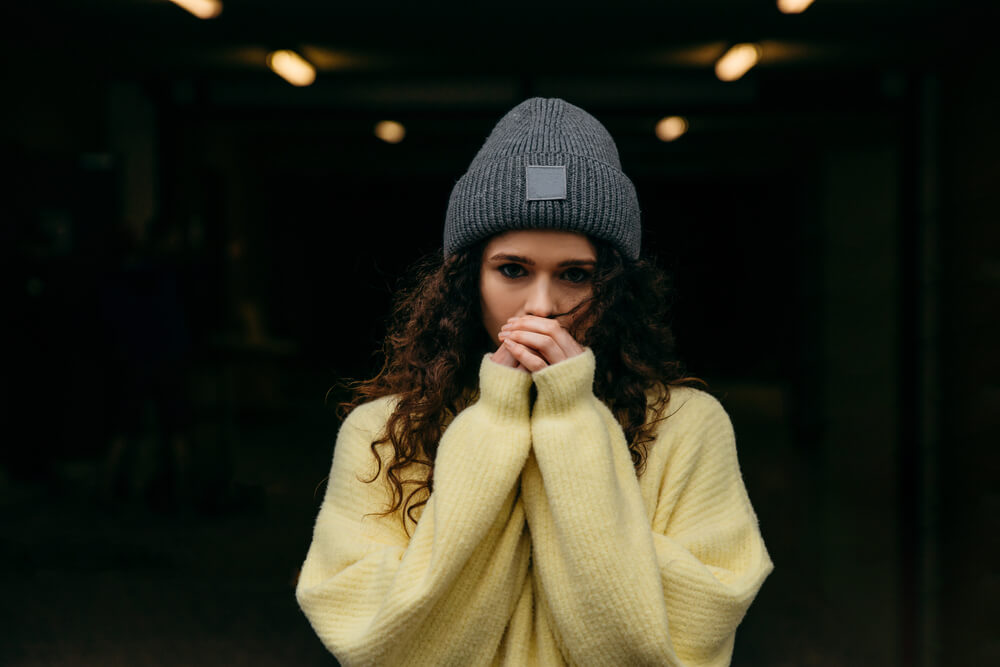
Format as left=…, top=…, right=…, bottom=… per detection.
left=525, top=165, right=567, bottom=201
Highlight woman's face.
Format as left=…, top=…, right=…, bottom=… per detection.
left=479, top=230, right=597, bottom=345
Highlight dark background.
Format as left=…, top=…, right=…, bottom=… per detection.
left=2, top=1, right=998, bottom=665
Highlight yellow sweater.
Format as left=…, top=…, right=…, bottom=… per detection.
left=296, top=350, right=772, bottom=666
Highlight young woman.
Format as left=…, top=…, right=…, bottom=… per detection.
left=296, top=98, right=772, bottom=666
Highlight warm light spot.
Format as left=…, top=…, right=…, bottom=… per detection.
left=375, top=120, right=406, bottom=144
left=655, top=116, right=688, bottom=142
left=267, top=50, right=317, bottom=87
left=777, top=0, right=816, bottom=14
left=168, top=0, right=222, bottom=19
left=300, top=45, right=353, bottom=71
left=715, top=43, right=761, bottom=82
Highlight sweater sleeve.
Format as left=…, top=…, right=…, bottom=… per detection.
left=296, top=355, right=534, bottom=667
left=521, top=349, right=772, bottom=667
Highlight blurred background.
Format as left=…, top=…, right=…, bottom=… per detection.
left=2, top=0, right=998, bottom=665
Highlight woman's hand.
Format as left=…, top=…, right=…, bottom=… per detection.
left=498, top=316, right=585, bottom=372
left=490, top=341, right=523, bottom=370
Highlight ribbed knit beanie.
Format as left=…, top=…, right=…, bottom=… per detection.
left=444, top=98, right=641, bottom=259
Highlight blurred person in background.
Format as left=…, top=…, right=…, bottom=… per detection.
left=296, top=98, right=772, bottom=665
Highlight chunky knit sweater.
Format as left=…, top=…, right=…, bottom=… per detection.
left=296, top=349, right=772, bottom=666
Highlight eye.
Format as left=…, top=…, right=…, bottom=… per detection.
left=561, top=267, right=592, bottom=284
left=498, top=263, right=527, bottom=279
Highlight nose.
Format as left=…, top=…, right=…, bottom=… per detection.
left=524, top=276, right=556, bottom=318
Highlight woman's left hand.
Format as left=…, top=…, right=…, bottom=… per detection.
left=498, top=316, right=585, bottom=372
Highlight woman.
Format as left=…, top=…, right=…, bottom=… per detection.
left=296, top=98, right=772, bottom=666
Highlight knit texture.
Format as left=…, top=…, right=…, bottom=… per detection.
left=296, top=351, right=772, bottom=666
left=444, top=98, right=642, bottom=259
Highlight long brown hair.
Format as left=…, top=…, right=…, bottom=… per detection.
left=344, top=237, right=701, bottom=528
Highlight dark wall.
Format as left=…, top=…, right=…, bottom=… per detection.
left=939, top=44, right=1000, bottom=666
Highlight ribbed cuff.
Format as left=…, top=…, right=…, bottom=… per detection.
left=478, top=353, right=533, bottom=421
left=532, top=348, right=596, bottom=415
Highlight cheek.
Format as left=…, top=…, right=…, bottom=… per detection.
left=559, top=287, right=595, bottom=329
left=479, top=279, right=501, bottom=337
left=480, top=280, right=515, bottom=324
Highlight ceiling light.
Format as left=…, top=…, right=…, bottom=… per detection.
left=375, top=121, right=406, bottom=144
left=715, top=43, right=761, bottom=82
left=655, top=116, right=688, bottom=142
left=777, top=0, right=816, bottom=14
left=168, top=0, right=222, bottom=19
left=300, top=46, right=354, bottom=71
left=267, top=50, right=316, bottom=87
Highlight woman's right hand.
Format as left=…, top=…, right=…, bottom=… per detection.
left=491, top=342, right=524, bottom=370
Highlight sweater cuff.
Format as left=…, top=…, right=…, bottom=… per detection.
left=478, top=353, right=533, bottom=421
left=532, top=348, right=596, bottom=414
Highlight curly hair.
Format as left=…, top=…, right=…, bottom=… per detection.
left=343, top=237, right=702, bottom=529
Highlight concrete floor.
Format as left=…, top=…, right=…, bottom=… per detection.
left=0, top=404, right=336, bottom=667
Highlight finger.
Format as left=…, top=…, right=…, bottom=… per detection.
left=503, top=314, right=562, bottom=333
left=503, top=338, right=548, bottom=372
left=503, top=315, right=575, bottom=343
left=499, top=329, right=567, bottom=365
left=502, top=316, right=584, bottom=359
left=490, top=343, right=524, bottom=370
left=501, top=324, right=582, bottom=364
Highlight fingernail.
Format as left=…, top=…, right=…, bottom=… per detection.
left=498, top=331, right=507, bottom=338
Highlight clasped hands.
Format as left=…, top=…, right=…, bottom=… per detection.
left=491, top=315, right=586, bottom=372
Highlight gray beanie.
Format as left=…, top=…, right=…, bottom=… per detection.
left=443, top=98, right=641, bottom=259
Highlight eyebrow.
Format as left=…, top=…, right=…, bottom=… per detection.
left=488, top=253, right=596, bottom=267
